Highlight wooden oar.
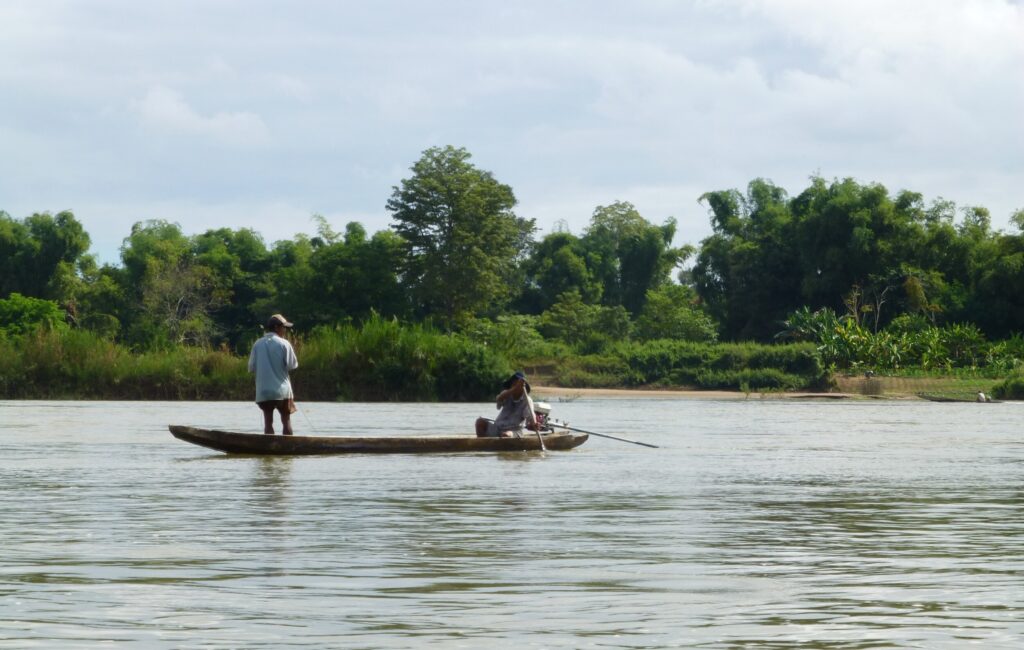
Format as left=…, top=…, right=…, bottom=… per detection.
left=547, top=421, right=659, bottom=448
left=532, top=423, right=546, bottom=452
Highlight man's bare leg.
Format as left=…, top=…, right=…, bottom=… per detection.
left=262, top=408, right=275, bottom=434
left=281, top=409, right=294, bottom=436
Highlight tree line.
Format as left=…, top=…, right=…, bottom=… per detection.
left=2, top=145, right=1023, bottom=359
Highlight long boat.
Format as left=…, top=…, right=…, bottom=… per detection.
left=916, top=393, right=1002, bottom=403
left=168, top=425, right=588, bottom=455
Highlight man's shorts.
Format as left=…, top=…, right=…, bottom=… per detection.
left=483, top=422, right=522, bottom=437
left=258, top=399, right=296, bottom=414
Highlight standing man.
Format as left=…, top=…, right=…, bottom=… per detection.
left=248, top=314, right=299, bottom=435
left=476, top=371, right=537, bottom=437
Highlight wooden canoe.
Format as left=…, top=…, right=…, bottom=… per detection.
left=916, top=393, right=1002, bottom=403
left=169, top=425, right=588, bottom=455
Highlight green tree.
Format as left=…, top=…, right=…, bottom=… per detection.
left=1011, top=208, right=1024, bottom=232
left=0, top=210, right=90, bottom=302
left=191, top=227, right=274, bottom=348
left=0, top=293, right=69, bottom=336
left=306, top=222, right=408, bottom=324
left=691, top=177, right=996, bottom=341
left=73, top=258, right=127, bottom=339
left=634, top=284, right=718, bottom=342
left=519, top=231, right=602, bottom=313
left=583, top=201, right=689, bottom=314
left=537, top=289, right=632, bottom=352
left=119, top=220, right=225, bottom=349
left=964, top=230, right=1024, bottom=338
left=387, top=146, right=536, bottom=326
left=251, top=236, right=318, bottom=334
left=692, top=179, right=800, bottom=340
left=791, top=177, right=927, bottom=322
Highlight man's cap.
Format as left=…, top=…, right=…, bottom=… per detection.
left=503, top=370, right=531, bottom=393
left=267, top=314, right=293, bottom=329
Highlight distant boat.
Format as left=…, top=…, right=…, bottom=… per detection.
left=169, top=425, right=588, bottom=455
left=916, top=393, right=1002, bottom=403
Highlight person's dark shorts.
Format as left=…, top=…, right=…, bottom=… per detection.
left=258, top=399, right=295, bottom=414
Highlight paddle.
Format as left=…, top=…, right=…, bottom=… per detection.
left=547, top=421, right=659, bottom=448
left=532, top=423, right=546, bottom=452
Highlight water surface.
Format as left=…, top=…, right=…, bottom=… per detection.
left=1, top=398, right=1022, bottom=648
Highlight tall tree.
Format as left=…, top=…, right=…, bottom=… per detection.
left=582, top=201, right=689, bottom=314
left=519, top=231, right=602, bottom=313
left=0, top=210, right=90, bottom=302
left=387, top=146, right=535, bottom=326
left=119, top=220, right=225, bottom=348
left=633, top=284, right=718, bottom=342
left=692, top=179, right=800, bottom=340
left=306, top=222, right=408, bottom=324
left=791, top=177, right=924, bottom=316
left=192, top=227, right=273, bottom=348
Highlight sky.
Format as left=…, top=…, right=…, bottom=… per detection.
left=1, top=0, right=1022, bottom=264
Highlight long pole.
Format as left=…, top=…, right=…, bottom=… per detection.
left=534, top=426, right=547, bottom=452
left=547, top=422, right=659, bottom=448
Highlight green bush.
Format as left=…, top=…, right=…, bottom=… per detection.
left=524, top=339, right=827, bottom=391
left=610, top=340, right=825, bottom=390
left=0, top=294, right=68, bottom=336
left=695, top=368, right=805, bottom=391
left=0, top=316, right=509, bottom=401
left=991, top=372, right=1024, bottom=400
left=298, top=315, right=507, bottom=401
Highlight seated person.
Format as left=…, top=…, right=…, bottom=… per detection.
left=475, top=371, right=537, bottom=438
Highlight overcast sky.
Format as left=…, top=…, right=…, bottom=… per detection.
left=2, top=0, right=1022, bottom=264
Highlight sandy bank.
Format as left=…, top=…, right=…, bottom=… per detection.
left=531, top=385, right=862, bottom=401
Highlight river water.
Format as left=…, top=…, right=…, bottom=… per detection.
left=1, top=398, right=1022, bottom=648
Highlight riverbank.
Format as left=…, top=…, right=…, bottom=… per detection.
left=0, top=328, right=1009, bottom=401
left=533, top=374, right=1002, bottom=402
left=532, top=385, right=853, bottom=400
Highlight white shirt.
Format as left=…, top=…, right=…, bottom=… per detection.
left=493, top=393, right=536, bottom=434
left=248, top=332, right=299, bottom=402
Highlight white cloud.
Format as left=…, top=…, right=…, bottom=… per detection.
left=130, top=85, right=270, bottom=146
left=1, top=0, right=1021, bottom=263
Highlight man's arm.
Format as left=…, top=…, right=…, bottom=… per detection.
left=247, top=340, right=259, bottom=373
left=284, top=341, right=298, bottom=370
left=523, top=395, right=538, bottom=430
left=495, top=387, right=513, bottom=409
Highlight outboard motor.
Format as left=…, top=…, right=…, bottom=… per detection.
left=534, top=401, right=552, bottom=431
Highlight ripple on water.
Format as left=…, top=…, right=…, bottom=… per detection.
left=1, top=399, right=1023, bottom=647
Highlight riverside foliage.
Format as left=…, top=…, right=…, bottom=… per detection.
left=3, top=145, right=1024, bottom=399
left=0, top=323, right=830, bottom=399
left=0, top=318, right=507, bottom=401
left=778, top=307, right=1024, bottom=375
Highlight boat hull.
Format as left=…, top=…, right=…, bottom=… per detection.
left=169, top=425, right=588, bottom=455
left=917, top=393, right=1002, bottom=403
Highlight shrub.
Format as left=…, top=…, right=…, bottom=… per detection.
left=991, top=371, right=1024, bottom=400
left=298, top=315, right=507, bottom=401
left=0, top=316, right=509, bottom=401
left=695, top=368, right=804, bottom=391
left=610, top=340, right=825, bottom=390
left=0, top=294, right=68, bottom=336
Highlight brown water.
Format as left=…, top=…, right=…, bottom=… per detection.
left=1, top=398, right=1022, bottom=648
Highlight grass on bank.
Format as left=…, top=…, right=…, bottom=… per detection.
left=991, top=370, right=1024, bottom=400
left=516, top=340, right=830, bottom=392
left=0, top=318, right=508, bottom=401
left=0, top=319, right=1014, bottom=401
